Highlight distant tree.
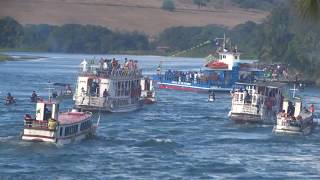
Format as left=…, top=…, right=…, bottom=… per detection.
left=0, top=17, right=23, bottom=48
left=193, top=0, right=210, bottom=9
left=231, top=0, right=278, bottom=10
left=162, top=0, right=175, bottom=12
left=296, top=0, right=320, bottom=21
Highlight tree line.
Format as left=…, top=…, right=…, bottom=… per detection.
left=0, top=17, right=150, bottom=53
left=158, top=1, right=320, bottom=84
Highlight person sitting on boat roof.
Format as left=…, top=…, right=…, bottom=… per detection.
left=112, top=58, right=117, bottom=69
left=124, top=59, right=129, bottom=68
left=134, top=60, right=138, bottom=69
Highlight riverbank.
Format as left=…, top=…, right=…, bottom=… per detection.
left=0, top=53, right=14, bottom=61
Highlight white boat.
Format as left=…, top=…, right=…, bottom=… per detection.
left=273, top=97, right=316, bottom=135
left=229, top=82, right=286, bottom=124
left=140, top=77, right=156, bottom=104
left=21, top=98, right=98, bottom=145
left=73, top=58, right=143, bottom=112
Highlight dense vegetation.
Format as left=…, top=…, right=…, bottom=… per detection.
left=231, top=0, right=280, bottom=10
left=0, top=17, right=150, bottom=54
left=162, top=0, right=176, bottom=11
left=157, top=1, right=320, bottom=84
left=192, top=0, right=211, bottom=9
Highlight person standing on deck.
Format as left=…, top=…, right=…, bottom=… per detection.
left=103, top=89, right=109, bottom=106
left=310, top=104, right=315, bottom=115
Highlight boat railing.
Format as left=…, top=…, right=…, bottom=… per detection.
left=242, top=104, right=258, bottom=114
left=109, top=69, right=142, bottom=80
left=89, top=96, right=105, bottom=106
left=79, top=68, right=142, bottom=80
left=24, top=119, right=49, bottom=130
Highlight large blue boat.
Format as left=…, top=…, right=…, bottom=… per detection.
left=153, top=37, right=264, bottom=93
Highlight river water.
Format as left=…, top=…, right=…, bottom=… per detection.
left=0, top=52, right=320, bottom=179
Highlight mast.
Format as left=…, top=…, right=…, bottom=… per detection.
left=45, top=81, right=55, bottom=101
left=223, top=33, right=226, bottom=50
left=292, top=84, right=298, bottom=98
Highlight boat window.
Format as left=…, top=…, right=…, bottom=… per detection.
left=80, top=120, right=92, bottom=131
left=64, top=124, right=79, bottom=136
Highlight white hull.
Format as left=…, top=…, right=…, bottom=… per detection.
left=272, top=125, right=313, bottom=135
left=21, top=127, right=96, bottom=145
left=273, top=114, right=316, bottom=135
left=158, top=82, right=232, bottom=92
left=75, top=102, right=142, bottom=113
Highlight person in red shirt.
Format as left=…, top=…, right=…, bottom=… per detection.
left=309, top=104, right=315, bottom=115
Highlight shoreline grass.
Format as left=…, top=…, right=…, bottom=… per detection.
left=0, top=53, right=13, bottom=61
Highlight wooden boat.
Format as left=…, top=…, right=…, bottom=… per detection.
left=273, top=97, right=316, bottom=135
left=73, top=58, right=143, bottom=112
left=229, top=82, right=286, bottom=124
left=21, top=98, right=99, bottom=145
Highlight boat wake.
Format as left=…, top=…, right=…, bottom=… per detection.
left=0, top=136, right=15, bottom=143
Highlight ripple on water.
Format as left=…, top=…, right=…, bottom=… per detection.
left=1, top=53, right=320, bottom=179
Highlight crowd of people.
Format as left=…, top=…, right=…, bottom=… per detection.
left=164, top=70, right=222, bottom=85
left=80, top=58, right=139, bottom=73
left=259, top=63, right=289, bottom=80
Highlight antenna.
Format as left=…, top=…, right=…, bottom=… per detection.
left=214, top=34, right=226, bottom=51
left=223, top=33, right=226, bottom=50
left=292, top=83, right=298, bottom=98
left=45, top=81, right=55, bottom=101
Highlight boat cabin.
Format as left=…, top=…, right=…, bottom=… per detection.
left=282, top=97, right=302, bottom=118
left=22, top=98, right=95, bottom=144
left=35, top=100, right=60, bottom=121
left=229, top=82, right=286, bottom=123
left=232, top=82, right=285, bottom=108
